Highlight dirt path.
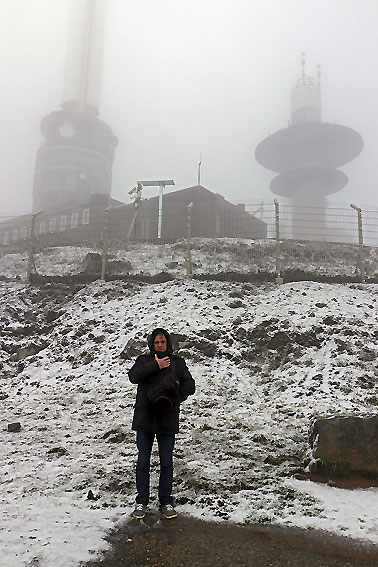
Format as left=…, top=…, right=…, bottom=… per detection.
left=82, top=514, right=378, bottom=567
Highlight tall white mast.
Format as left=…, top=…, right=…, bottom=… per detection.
left=62, top=0, right=107, bottom=113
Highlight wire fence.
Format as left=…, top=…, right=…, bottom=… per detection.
left=0, top=200, right=377, bottom=283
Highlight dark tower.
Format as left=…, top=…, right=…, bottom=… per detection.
left=32, top=0, right=118, bottom=213
left=255, top=53, right=363, bottom=240
left=33, top=103, right=118, bottom=212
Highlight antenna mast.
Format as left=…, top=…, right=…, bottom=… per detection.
left=301, top=50, right=306, bottom=82
left=197, top=154, right=202, bottom=186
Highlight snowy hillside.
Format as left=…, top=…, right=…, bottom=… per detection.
left=1, top=276, right=378, bottom=566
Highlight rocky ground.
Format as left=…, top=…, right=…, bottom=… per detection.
left=1, top=276, right=378, bottom=566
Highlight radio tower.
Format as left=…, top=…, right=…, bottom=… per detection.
left=255, top=53, right=363, bottom=240
left=32, top=0, right=118, bottom=212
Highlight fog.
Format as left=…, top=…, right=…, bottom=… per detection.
left=1, top=0, right=377, bottom=214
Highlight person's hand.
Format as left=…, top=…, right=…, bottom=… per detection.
left=155, top=354, right=171, bottom=369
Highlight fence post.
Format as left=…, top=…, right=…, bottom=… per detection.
left=101, top=206, right=113, bottom=280
left=126, top=207, right=138, bottom=241
left=274, top=200, right=283, bottom=284
left=186, top=202, right=194, bottom=278
left=27, top=210, right=43, bottom=281
left=350, top=203, right=365, bottom=282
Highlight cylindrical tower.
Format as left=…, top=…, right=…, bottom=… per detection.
left=33, top=106, right=118, bottom=212
left=255, top=53, right=363, bottom=240
left=32, top=0, right=118, bottom=213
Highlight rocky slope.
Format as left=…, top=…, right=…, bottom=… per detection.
left=1, top=278, right=378, bottom=566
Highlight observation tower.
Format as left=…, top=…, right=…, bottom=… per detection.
left=32, top=0, right=118, bottom=212
left=255, top=53, right=363, bottom=240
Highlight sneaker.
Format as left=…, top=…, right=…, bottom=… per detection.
left=132, top=503, right=146, bottom=519
left=161, top=504, right=178, bottom=519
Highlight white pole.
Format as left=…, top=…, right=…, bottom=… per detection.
left=158, top=183, right=164, bottom=239
left=137, top=180, right=174, bottom=240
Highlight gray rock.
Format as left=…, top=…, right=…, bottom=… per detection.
left=47, top=447, right=69, bottom=457
left=228, top=300, right=244, bottom=308
left=87, top=489, right=97, bottom=500
left=8, top=422, right=21, bottom=432
left=310, top=415, right=378, bottom=476
left=170, top=333, right=189, bottom=350
left=80, top=252, right=102, bottom=275
left=103, top=429, right=128, bottom=443
left=177, top=338, right=216, bottom=358
left=267, top=331, right=291, bottom=350
left=9, top=343, right=47, bottom=362
left=194, top=339, right=216, bottom=357
left=166, top=261, right=179, bottom=269
left=119, top=338, right=146, bottom=359
left=198, top=329, right=221, bottom=341
left=107, top=259, right=132, bottom=275
left=229, top=290, right=244, bottom=299
left=45, top=310, right=64, bottom=323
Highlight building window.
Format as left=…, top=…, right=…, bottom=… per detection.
left=12, top=228, right=18, bottom=241
left=82, top=208, right=90, bottom=225
left=49, top=218, right=57, bottom=233
left=3, top=231, right=9, bottom=245
left=60, top=215, right=67, bottom=231
left=39, top=221, right=46, bottom=235
left=71, top=212, right=78, bottom=228
left=21, top=226, right=27, bottom=240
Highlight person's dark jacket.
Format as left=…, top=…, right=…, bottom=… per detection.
left=128, top=328, right=195, bottom=434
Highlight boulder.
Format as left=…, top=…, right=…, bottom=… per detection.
left=177, top=338, right=216, bottom=357
left=47, top=447, right=69, bottom=457
left=80, top=252, right=102, bottom=275
left=45, top=310, right=64, bottom=323
left=107, top=259, right=132, bottom=275
left=228, top=300, right=244, bottom=308
left=7, top=422, right=21, bottom=433
left=170, top=333, right=189, bottom=349
left=9, top=343, right=47, bottom=362
left=119, top=338, right=146, bottom=359
left=103, top=429, right=128, bottom=443
left=310, top=415, right=378, bottom=476
left=87, top=489, right=98, bottom=501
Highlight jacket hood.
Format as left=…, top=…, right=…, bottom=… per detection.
left=148, top=328, right=173, bottom=357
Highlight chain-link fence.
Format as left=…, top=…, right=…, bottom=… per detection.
left=0, top=200, right=377, bottom=283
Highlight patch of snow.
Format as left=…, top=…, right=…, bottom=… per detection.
left=283, top=480, right=378, bottom=544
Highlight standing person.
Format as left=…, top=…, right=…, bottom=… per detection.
left=129, top=327, right=195, bottom=519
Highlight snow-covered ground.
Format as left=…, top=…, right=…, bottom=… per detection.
left=1, top=268, right=378, bottom=565
left=1, top=237, right=378, bottom=279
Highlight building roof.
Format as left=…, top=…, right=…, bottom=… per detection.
left=141, top=185, right=235, bottom=207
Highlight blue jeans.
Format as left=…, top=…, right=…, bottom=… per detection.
left=136, top=431, right=175, bottom=506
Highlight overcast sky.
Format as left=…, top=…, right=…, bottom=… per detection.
left=1, top=0, right=377, bottom=215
